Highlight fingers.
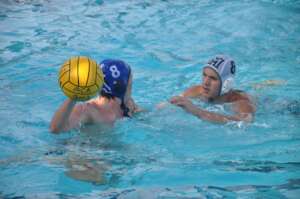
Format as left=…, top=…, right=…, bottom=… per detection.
left=169, top=96, right=189, bottom=107
left=169, top=96, right=183, bottom=104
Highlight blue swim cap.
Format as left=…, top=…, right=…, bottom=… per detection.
left=100, top=59, right=131, bottom=101
left=204, top=55, right=236, bottom=95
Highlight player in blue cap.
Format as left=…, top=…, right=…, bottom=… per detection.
left=50, top=59, right=141, bottom=133
left=170, top=55, right=256, bottom=123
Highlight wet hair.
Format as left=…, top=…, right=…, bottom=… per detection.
left=99, top=91, right=131, bottom=117
left=100, top=90, right=114, bottom=100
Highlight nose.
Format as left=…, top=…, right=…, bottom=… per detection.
left=203, top=76, right=210, bottom=86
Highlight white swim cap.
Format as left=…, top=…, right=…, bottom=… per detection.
left=204, top=55, right=236, bottom=95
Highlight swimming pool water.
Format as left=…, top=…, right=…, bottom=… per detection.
left=0, top=0, right=300, bottom=198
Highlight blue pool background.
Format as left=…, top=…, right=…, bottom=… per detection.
left=0, top=0, right=300, bottom=198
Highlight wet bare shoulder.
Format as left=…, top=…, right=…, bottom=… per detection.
left=227, top=90, right=253, bottom=102
left=182, top=85, right=203, bottom=98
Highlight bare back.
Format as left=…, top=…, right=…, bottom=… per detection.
left=67, top=99, right=123, bottom=131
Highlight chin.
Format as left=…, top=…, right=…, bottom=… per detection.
left=203, top=91, right=212, bottom=98
left=207, top=93, right=220, bottom=100
left=201, top=94, right=212, bottom=101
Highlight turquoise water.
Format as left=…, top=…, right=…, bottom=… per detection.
left=1, top=0, right=300, bottom=198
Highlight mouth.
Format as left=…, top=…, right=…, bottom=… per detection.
left=203, top=87, right=210, bottom=94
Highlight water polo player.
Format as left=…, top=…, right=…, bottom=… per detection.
left=170, top=55, right=256, bottom=123
left=50, top=59, right=141, bottom=133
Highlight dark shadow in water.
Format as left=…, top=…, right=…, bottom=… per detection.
left=214, top=159, right=300, bottom=173
left=3, top=178, right=299, bottom=198
left=258, top=97, right=300, bottom=118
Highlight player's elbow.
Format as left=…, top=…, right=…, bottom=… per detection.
left=49, top=122, right=64, bottom=134
left=239, top=113, right=254, bottom=123
left=49, top=125, right=60, bottom=134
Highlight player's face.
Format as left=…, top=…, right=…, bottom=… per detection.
left=202, top=67, right=221, bottom=98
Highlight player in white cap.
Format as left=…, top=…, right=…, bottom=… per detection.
left=170, top=55, right=255, bottom=123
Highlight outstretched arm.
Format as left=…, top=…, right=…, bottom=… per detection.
left=170, top=96, right=255, bottom=123
left=156, top=85, right=202, bottom=109
left=50, top=99, right=87, bottom=133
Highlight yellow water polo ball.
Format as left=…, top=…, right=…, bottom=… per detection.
left=58, top=56, right=104, bottom=101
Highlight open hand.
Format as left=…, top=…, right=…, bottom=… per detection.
left=169, top=96, right=194, bottom=110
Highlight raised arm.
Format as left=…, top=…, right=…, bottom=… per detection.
left=50, top=99, right=87, bottom=133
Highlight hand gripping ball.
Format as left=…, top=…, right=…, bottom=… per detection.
left=58, top=56, right=104, bottom=101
